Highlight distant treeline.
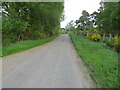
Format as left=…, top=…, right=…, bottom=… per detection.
left=2, top=2, right=64, bottom=46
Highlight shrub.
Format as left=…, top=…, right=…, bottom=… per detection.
left=90, top=34, right=101, bottom=41
left=101, top=38, right=114, bottom=48
left=101, top=36, right=120, bottom=52
left=86, top=36, right=89, bottom=38
left=77, top=30, right=83, bottom=34
left=28, top=29, right=33, bottom=35
left=113, top=36, right=120, bottom=52
left=2, top=32, right=18, bottom=46
left=83, top=29, right=101, bottom=41
left=54, top=30, right=60, bottom=35
left=39, top=33, right=47, bottom=39
left=92, top=29, right=98, bottom=33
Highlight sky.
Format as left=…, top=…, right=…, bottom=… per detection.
left=60, top=0, right=102, bottom=28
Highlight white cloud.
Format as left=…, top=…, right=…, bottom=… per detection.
left=61, top=0, right=102, bottom=28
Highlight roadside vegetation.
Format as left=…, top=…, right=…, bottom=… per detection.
left=2, top=2, right=64, bottom=56
left=2, top=35, right=59, bottom=56
left=66, top=1, right=119, bottom=88
left=1, top=1, right=119, bottom=88
left=76, top=29, right=120, bottom=53
left=66, top=2, right=120, bottom=53
left=70, top=33, right=118, bottom=88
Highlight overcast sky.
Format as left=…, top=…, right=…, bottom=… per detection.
left=60, top=0, right=102, bottom=28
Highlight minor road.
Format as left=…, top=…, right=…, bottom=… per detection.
left=2, top=34, right=94, bottom=88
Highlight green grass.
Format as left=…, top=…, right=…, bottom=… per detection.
left=2, top=35, right=59, bottom=56
left=70, top=33, right=118, bottom=88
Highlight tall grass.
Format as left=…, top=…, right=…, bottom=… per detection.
left=70, top=33, right=118, bottom=88
left=2, top=35, right=59, bottom=56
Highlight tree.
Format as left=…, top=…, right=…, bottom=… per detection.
left=97, top=2, right=119, bottom=35
left=2, top=2, right=64, bottom=45
left=90, top=11, right=99, bottom=27
left=75, top=10, right=90, bottom=30
left=66, top=20, right=75, bottom=30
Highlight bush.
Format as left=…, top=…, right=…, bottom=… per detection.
left=77, top=30, right=83, bottom=35
left=39, top=33, right=47, bottom=39
left=113, top=36, right=120, bottom=52
left=79, top=30, right=101, bottom=41
left=101, top=38, right=114, bottom=48
left=90, top=34, right=101, bottom=41
left=2, top=31, right=18, bottom=46
left=101, top=36, right=120, bottom=53
left=2, top=15, right=29, bottom=45
left=54, top=30, right=60, bottom=35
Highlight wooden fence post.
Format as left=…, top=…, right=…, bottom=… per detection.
left=103, top=34, right=105, bottom=40
left=86, top=32, right=89, bottom=36
left=109, top=34, right=112, bottom=41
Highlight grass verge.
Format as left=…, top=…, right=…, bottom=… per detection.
left=70, top=33, right=118, bottom=88
left=2, top=35, right=59, bottom=57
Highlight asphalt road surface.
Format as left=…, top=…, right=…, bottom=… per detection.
left=2, top=34, right=94, bottom=88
